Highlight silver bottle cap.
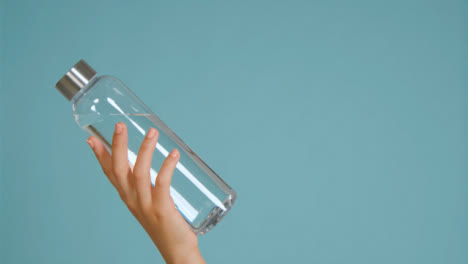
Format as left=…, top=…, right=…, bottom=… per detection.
left=56, top=59, right=97, bottom=101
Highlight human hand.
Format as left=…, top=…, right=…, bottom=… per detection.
left=86, top=122, right=206, bottom=264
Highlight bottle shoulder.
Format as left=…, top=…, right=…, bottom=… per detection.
left=94, top=75, right=122, bottom=84
left=72, top=75, right=150, bottom=127
left=72, top=75, right=125, bottom=105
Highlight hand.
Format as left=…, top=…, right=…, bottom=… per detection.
left=86, top=122, right=206, bottom=264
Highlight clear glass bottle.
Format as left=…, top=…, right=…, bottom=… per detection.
left=55, top=59, right=236, bottom=235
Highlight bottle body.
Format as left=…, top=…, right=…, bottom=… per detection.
left=72, top=75, right=236, bottom=235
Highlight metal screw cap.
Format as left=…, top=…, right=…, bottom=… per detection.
left=56, top=59, right=97, bottom=101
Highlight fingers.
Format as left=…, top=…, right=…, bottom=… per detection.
left=86, top=136, right=117, bottom=188
left=89, top=125, right=179, bottom=218
left=133, top=127, right=159, bottom=211
left=111, top=122, right=133, bottom=195
left=153, top=148, right=179, bottom=200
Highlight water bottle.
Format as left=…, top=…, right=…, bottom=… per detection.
left=55, top=59, right=236, bottom=235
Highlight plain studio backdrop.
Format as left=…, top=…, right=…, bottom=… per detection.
left=0, top=0, right=466, bottom=263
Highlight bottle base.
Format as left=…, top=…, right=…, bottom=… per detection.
left=192, top=192, right=237, bottom=235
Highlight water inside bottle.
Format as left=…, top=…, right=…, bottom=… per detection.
left=76, top=113, right=233, bottom=231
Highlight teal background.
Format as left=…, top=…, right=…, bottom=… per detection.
left=1, top=0, right=467, bottom=263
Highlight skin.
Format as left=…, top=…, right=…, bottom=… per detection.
left=86, top=122, right=206, bottom=264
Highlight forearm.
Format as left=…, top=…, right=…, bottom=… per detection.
left=163, top=247, right=206, bottom=264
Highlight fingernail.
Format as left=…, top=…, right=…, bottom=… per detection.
left=87, top=139, right=94, bottom=149
left=115, top=123, right=123, bottom=134
left=170, top=148, right=179, bottom=158
left=146, top=127, right=157, bottom=139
